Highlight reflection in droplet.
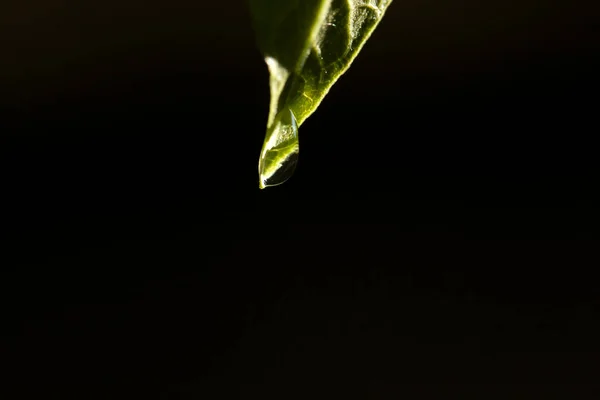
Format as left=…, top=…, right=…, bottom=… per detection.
left=258, top=108, right=299, bottom=189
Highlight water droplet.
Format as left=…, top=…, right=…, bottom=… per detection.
left=258, top=108, right=299, bottom=189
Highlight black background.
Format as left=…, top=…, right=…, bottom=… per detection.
left=1, top=1, right=599, bottom=398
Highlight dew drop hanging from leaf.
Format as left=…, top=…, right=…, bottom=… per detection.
left=249, top=0, right=393, bottom=188
left=258, top=108, right=299, bottom=189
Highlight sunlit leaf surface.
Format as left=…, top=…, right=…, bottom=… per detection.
left=249, top=0, right=393, bottom=188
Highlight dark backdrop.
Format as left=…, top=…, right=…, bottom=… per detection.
left=1, top=1, right=599, bottom=398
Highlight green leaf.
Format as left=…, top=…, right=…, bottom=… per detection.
left=249, top=0, right=393, bottom=188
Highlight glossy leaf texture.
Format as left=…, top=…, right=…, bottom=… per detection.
left=250, top=0, right=393, bottom=188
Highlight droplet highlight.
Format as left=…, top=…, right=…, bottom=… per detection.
left=258, top=108, right=299, bottom=189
